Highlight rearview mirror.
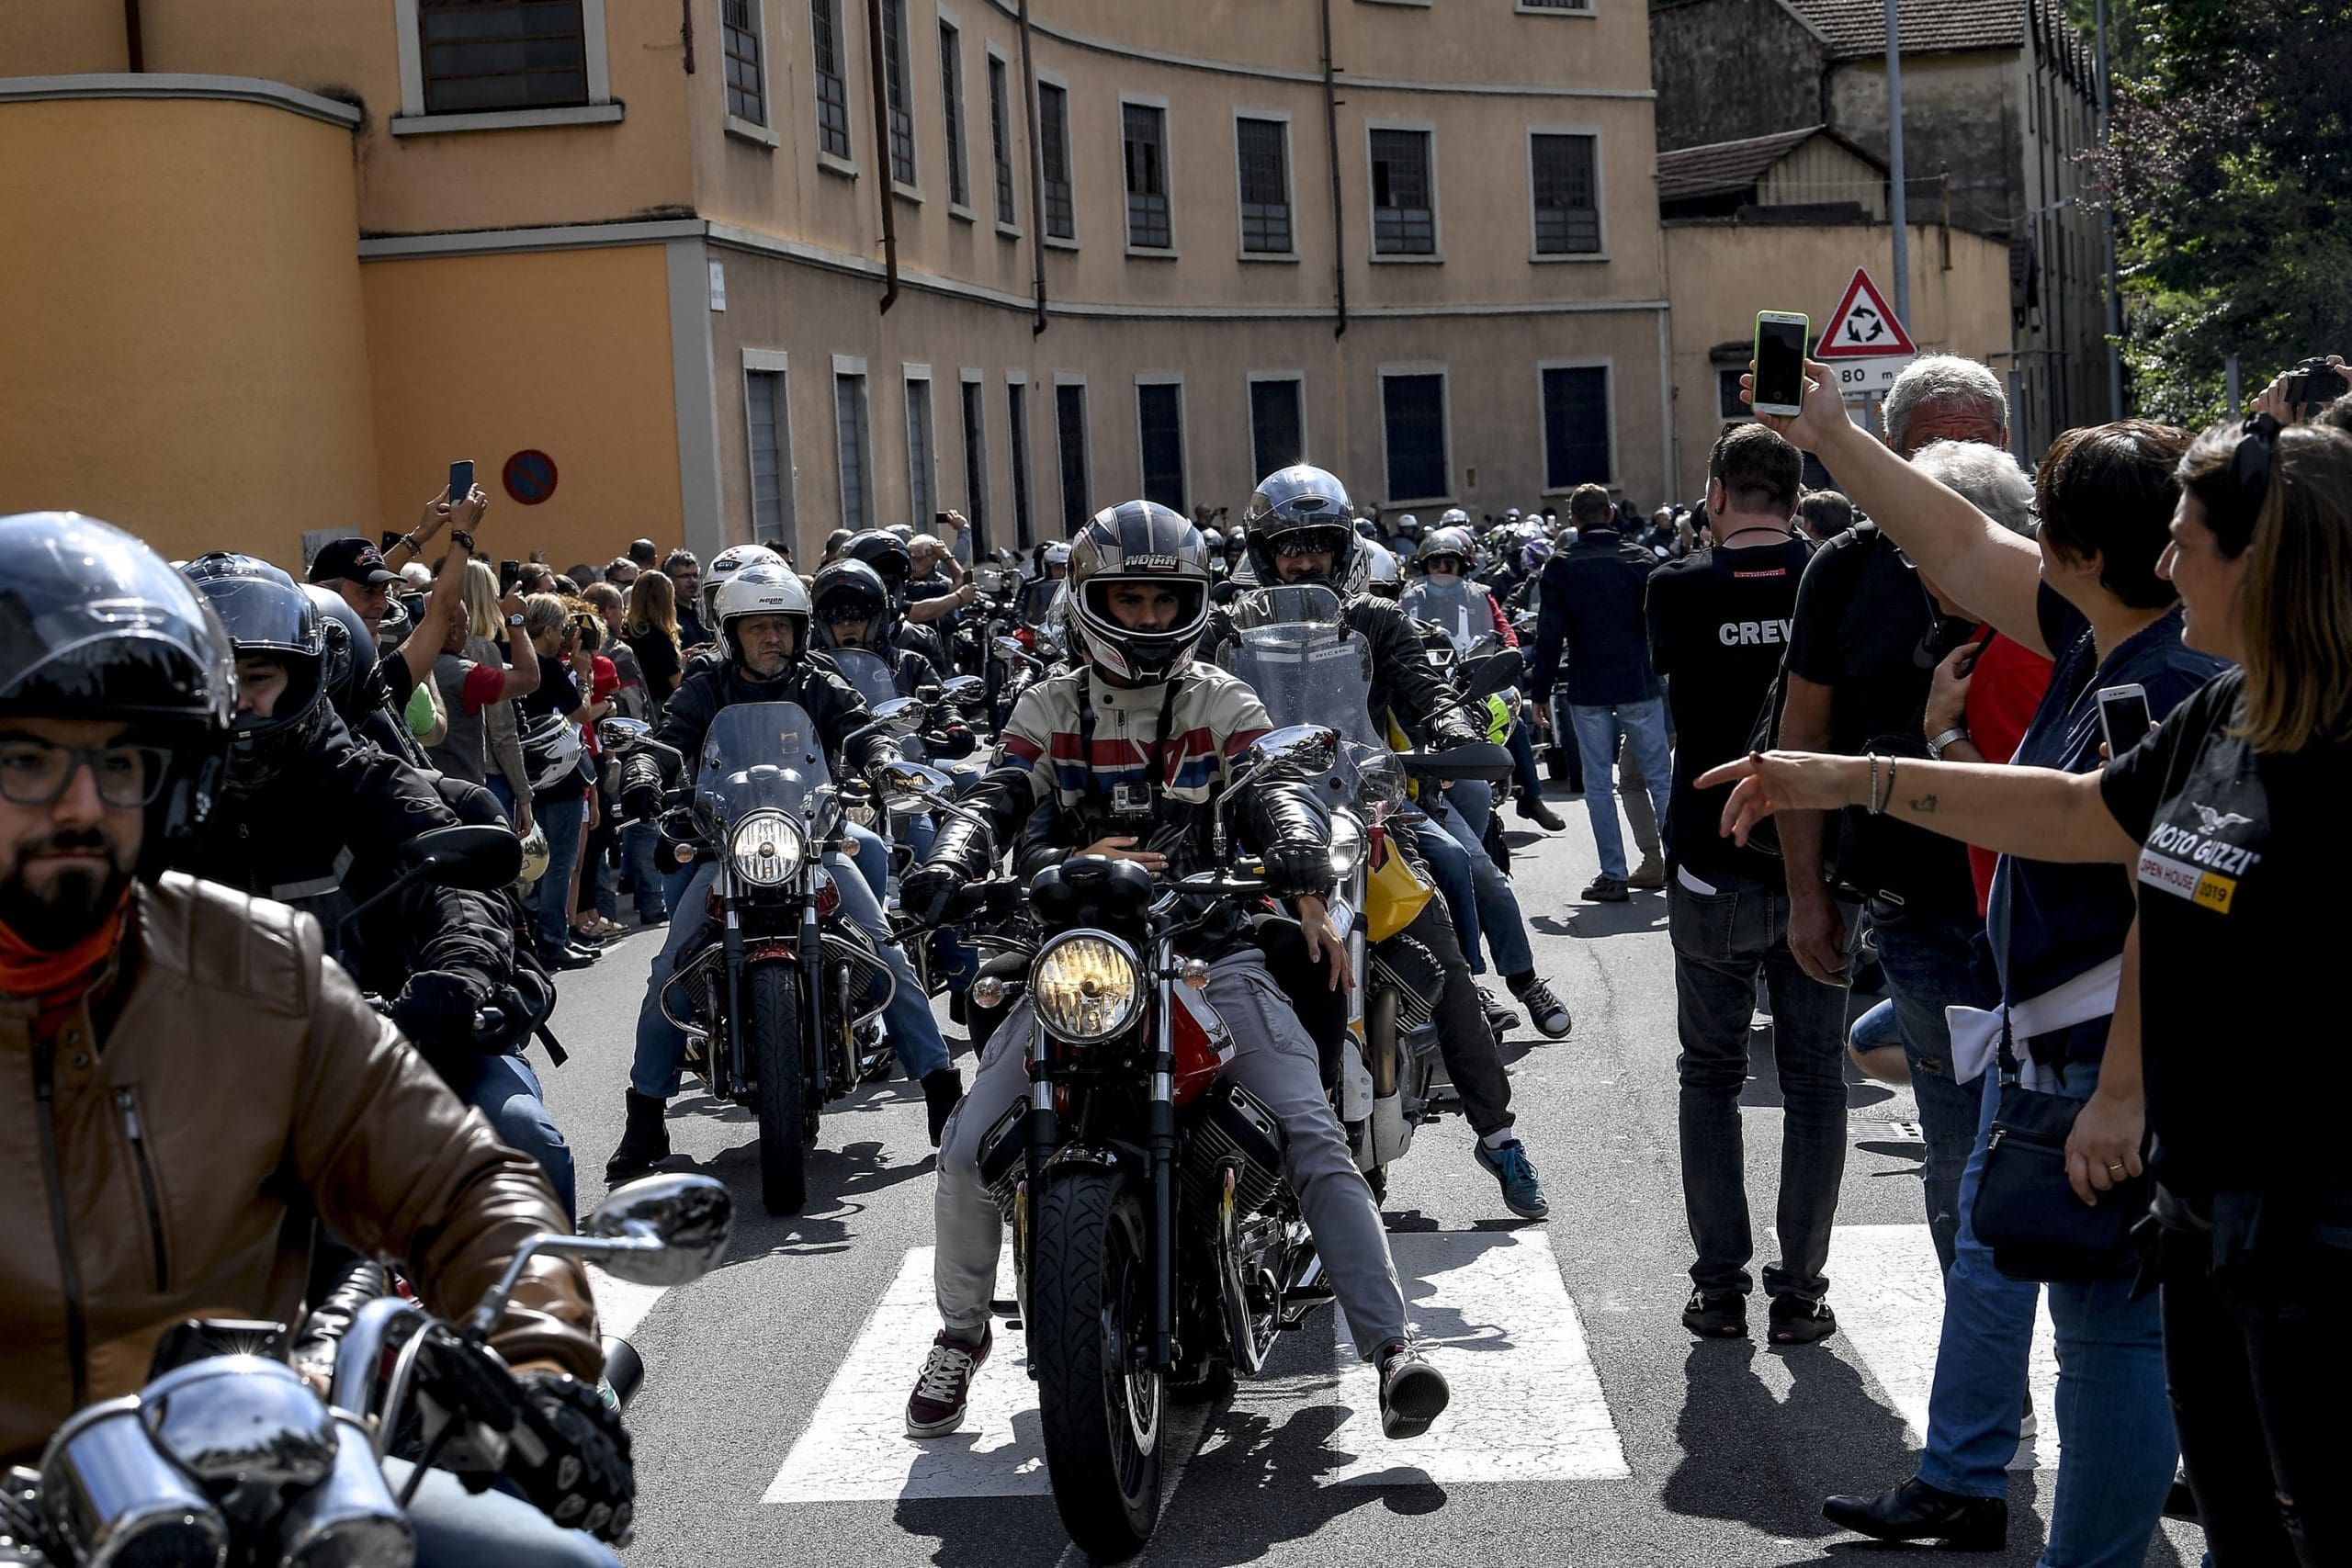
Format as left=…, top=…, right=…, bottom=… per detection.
left=583, top=1173, right=733, bottom=1288
left=992, top=636, right=1028, bottom=661
left=598, top=716, right=652, bottom=750
left=867, top=696, right=927, bottom=736
left=1245, top=725, right=1340, bottom=778
left=1462, top=648, right=1525, bottom=700
left=400, top=823, right=524, bottom=892
left=942, top=673, right=985, bottom=705
left=878, top=759, right=956, bottom=802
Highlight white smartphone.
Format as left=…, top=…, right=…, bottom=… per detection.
left=1752, top=311, right=1811, bottom=417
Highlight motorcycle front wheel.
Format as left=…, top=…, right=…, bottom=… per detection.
left=1033, top=1168, right=1162, bottom=1561
left=748, top=963, right=808, bottom=1215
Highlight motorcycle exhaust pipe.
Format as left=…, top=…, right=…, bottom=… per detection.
left=600, top=1337, right=645, bottom=1411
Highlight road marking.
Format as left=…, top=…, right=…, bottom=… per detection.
left=586, top=1265, right=668, bottom=1342
left=1325, top=1229, right=1630, bottom=1483
left=1830, top=1224, right=2059, bottom=1472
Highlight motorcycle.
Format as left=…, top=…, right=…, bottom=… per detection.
left=622, top=697, right=924, bottom=1214
left=0, top=1174, right=730, bottom=1568
left=952, top=562, right=1024, bottom=691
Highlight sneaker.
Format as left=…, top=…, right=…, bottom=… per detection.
left=2017, top=1390, right=2038, bottom=1443
left=1682, top=1288, right=1748, bottom=1339
left=1375, top=1342, right=1451, bottom=1439
left=1582, top=874, right=1631, bottom=904
left=1474, top=1138, right=1551, bottom=1220
left=1626, top=853, right=1668, bottom=890
left=1477, top=987, right=1520, bottom=1036
left=1768, top=1294, right=1838, bottom=1347
left=1514, top=793, right=1567, bottom=832
left=1508, top=975, right=1572, bottom=1039
left=906, top=1327, right=992, bottom=1438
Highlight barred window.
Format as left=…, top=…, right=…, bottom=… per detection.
left=939, top=21, right=969, bottom=208
left=1236, top=117, right=1292, bottom=254
left=1370, top=129, right=1434, bottom=255
left=810, top=0, right=850, bottom=158
left=418, top=0, right=588, bottom=115
left=988, top=56, right=1017, bottom=224
left=1039, top=82, right=1074, bottom=239
left=746, top=369, right=794, bottom=546
left=721, top=0, right=764, bottom=125
left=1531, top=133, right=1601, bottom=254
left=1542, top=366, right=1611, bottom=488
left=1123, top=103, right=1171, bottom=250
left=881, top=0, right=915, bottom=186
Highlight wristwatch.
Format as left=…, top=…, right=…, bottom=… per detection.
left=1926, top=727, right=1970, bottom=760
left=507, top=613, right=526, bottom=627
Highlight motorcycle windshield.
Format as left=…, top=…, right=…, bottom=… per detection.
left=1216, top=601, right=1390, bottom=808
left=695, top=701, right=831, bottom=828
left=824, top=647, right=899, bottom=710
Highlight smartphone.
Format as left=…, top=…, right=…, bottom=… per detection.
left=2096, top=682, right=2151, bottom=759
left=448, top=458, right=475, bottom=505
left=499, top=558, right=523, bottom=595
left=933, top=511, right=952, bottom=529
left=1753, top=311, right=1811, bottom=417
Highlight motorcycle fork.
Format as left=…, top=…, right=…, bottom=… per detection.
left=801, top=895, right=831, bottom=1103
left=719, top=874, right=749, bottom=1097
left=1147, top=933, right=1178, bottom=1372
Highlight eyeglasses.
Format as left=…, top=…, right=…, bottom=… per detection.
left=0, top=740, right=172, bottom=808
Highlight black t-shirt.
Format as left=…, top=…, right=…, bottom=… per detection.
left=1784, top=524, right=1977, bottom=911
left=520, top=651, right=588, bottom=807
left=1645, top=534, right=1812, bottom=886
left=2100, top=668, right=2346, bottom=1219
left=625, top=625, right=683, bottom=701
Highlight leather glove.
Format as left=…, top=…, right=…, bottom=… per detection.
left=510, top=1370, right=636, bottom=1545
left=899, top=861, right=961, bottom=929
left=1260, top=840, right=1335, bottom=904
left=933, top=724, right=978, bottom=760
left=623, top=782, right=660, bottom=821
left=389, top=970, right=482, bottom=1052
left=1429, top=705, right=1485, bottom=751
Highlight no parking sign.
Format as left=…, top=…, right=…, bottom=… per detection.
left=503, top=449, right=559, bottom=505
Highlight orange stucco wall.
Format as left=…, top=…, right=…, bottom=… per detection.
left=360, top=244, right=682, bottom=570
left=0, top=96, right=380, bottom=568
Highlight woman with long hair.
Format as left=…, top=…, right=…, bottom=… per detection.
left=1706, top=397, right=2352, bottom=1564
left=623, top=567, right=684, bottom=704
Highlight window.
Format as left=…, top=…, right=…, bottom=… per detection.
left=418, top=0, right=589, bottom=114
left=1123, top=102, right=1171, bottom=251
left=810, top=0, right=851, bottom=159
left=1381, top=372, right=1448, bottom=501
left=881, top=0, right=916, bottom=186
left=1541, top=365, right=1611, bottom=488
left=1249, top=377, right=1305, bottom=478
left=1136, top=381, right=1186, bottom=515
left=1369, top=128, right=1435, bottom=256
left=1056, top=381, right=1091, bottom=532
left=721, top=0, right=765, bottom=124
left=1039, top=82, right=1074, bottom=240
left=1236, top=116, right=1293, bottom=254
left=1716, top=367, right=1747, bottom=419
left=960, top=378, right=990, bottom=553
left=905, top=374, right=936, bottom=525
left=1008, top=381, right=1035, bottom=548
left=1530, top=132, right=1601, bottom=254
left=1519, top=0, right=1592, bottom=9
left=746, top=366, right=794, bottom=546
left=939, top=21, right=969, bottom=209
left=834, top=370, right=872, bottom=531
left=988, top=55, right=1017, bottom=225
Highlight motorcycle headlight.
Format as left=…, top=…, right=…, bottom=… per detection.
left=729, top=810, right=805, bottom=887
left=1329, top=813, right=1366, bottom=880
left=1030, top=932, right=1143, bottom=1044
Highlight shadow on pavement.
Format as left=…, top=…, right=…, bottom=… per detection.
left=1533, top=899, right=1669, bottom=941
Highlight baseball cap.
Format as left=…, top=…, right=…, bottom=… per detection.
left=308, top=537, right=397, bottom=587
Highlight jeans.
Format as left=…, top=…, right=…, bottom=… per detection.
left=629, top=827, right=946, bottom=1101
left=1507, top=716, right=1544, bottom=798
left=384, top=1460, right=621, bottom=1568
left=1669, top=870, right=1850, bottom=1303
left=621, top=820, right=667, bottom=919
left=452, top=1050, right=577, bottom=1224
left=529, top=793, right=587, bottom=956
left=1566, top=698, right=1672, bottom=879
left=1414, top=811, right=1483, bottom=968
left=1916, top=1056, right=2175, bottom=1568
left=2160, top=1227, right=2352, bottom=1566
left=1431, top=784, right=1535, bottom=978
left=1870, top=901, right=1994, bottom=1274
left=933, top=951, right=1409, bottom=1356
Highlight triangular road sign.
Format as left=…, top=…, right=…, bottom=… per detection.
left=1816, top=268, right=1918, bottom=359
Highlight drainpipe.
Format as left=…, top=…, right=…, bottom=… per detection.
left=1320, top=0, right=1347, bottom=338
left=1018, top=0, right=1048, bottom=334
left=865, top=0, right=900, bottom=313
left=122, top=0, right=143, bottom=71
left=680, top=0, right=695, bottom=73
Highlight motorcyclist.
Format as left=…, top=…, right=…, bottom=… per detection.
left=840, top=529, right=953, bottom=674
left=605, top=562, right=964, bottom=1183
left=1401, top=527, right=1567, bottom=831
left=1016, top=540, right=1069, bottom=626
left=0, top=513, right=624, bottom=1564
left=809, top=558, right=935, bottom=697
left=898, top=501, right=1452, bottom=1444
left=681, top=542, right=786, bottom=671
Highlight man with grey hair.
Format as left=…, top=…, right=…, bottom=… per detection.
left=1777, top=355, right=2007, bottom=1280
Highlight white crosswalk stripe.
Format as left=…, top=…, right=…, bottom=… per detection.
left=1830, top=1224, right=2060, bottom=1472
left=586, top=1265, right=670, bottom=1343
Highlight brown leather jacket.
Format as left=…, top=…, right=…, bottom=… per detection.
left=2, top=874, right=598, bottom=1463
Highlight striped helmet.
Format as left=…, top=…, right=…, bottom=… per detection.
left=1066, top=500, right=1213, bottom=683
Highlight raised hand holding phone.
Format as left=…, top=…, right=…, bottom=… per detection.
left=1751, top=311, right=1811, bottom=416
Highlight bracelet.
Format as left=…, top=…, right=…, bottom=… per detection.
left=1866, top=751, right=1884, bottom=816
left=1886, top=754, right=1900, bottom=809
left=1926, top=726, right=1969, bottom=760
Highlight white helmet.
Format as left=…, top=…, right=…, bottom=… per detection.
left=1201, top=527, right=1224, bottom=549
left=1362, top=540, right=1402, bottom=597
left=519, top=712, right=582, bottom=796
left=1396, top=513, right=1420, bottom=533
left=516, top=821, right=550, bottom=886
left=1440, top=507, right=1471, bottom=529
left=1043, top=541, right=1071, bottom=570
left=702, top=543, right=786, bottom=626
left=715, top=560, right=811, bottom=670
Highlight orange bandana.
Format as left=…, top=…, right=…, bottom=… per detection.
left=0, top=890, right=130, bottom=1021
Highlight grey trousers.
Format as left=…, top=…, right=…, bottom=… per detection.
left=932, top=950, right=1412, bottom=1358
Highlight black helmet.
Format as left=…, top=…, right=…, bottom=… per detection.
left=1241, top=465, right=1363, bottom=593
left=808, top=559, right=891, bottom=650
left=1067, top=501, right=1214, bottom=683
left=300, top=581, right=371, bottom=729
left=842, top=529, right=913, bottom=592
left=0, top=513, right=234, bottom=867
left=182, top=553, right=334, bottom=793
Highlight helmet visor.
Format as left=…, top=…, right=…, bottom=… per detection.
left=0, top=514, right=235, bottom=725
left=198, top=576, right=315, bottom=658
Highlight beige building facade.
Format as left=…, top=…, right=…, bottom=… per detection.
left=3, top=0, right=1673, bottom=572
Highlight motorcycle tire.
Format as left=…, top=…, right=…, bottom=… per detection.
left=749, top=963, right=808, bottom=1215
left=1032, top=1169, right=1162, bottom=1561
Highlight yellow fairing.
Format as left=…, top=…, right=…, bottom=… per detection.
left=1364, top=829, right=1435, bottom=941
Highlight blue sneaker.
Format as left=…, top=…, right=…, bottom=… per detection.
left=1475, top=1139, right=1550, bottom=1220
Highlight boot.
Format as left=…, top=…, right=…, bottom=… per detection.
left=922, top=1067, right=965, bottom=1148
left=1514, top=790, right=1567, bottom=831
left=605, top=1090, right=671, bottom=1183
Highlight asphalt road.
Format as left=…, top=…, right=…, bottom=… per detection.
left=539, top=786, right=2207, bottom=1568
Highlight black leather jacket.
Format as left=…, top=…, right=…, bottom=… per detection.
left=623, top=652, right=897, bottom=796
left=1203, top=590, right=1485, bottom=752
